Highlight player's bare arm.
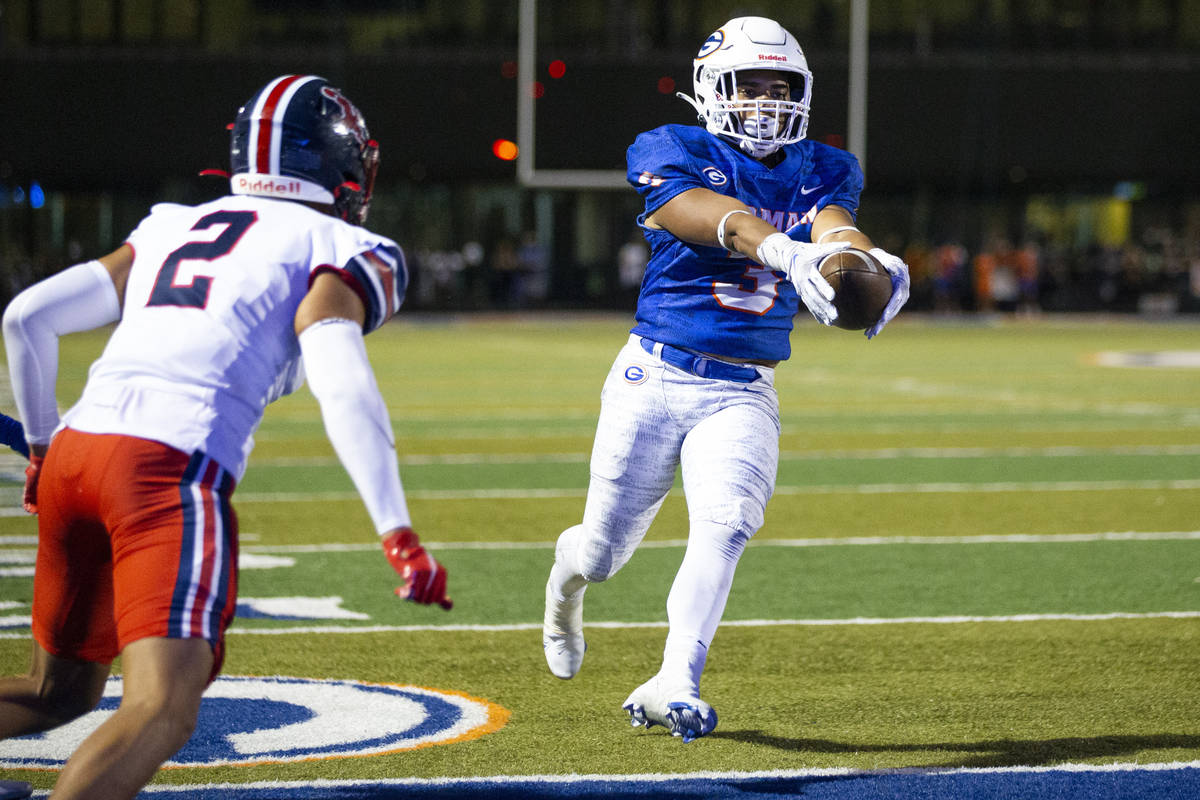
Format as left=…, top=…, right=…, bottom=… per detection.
left=294, top=270, right=367, bottom=334
left=645, top=187, right=779, bottom=259
left=810, top=205, right=911, bottom=338
left=812, top=205, right=875, bottom=251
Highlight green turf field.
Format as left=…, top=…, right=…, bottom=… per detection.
left=1, top=312, right=1199, bottom=791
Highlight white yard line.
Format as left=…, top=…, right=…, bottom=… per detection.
left=162, top=610, right=1200, bottom=638
left=5, top=529, right=1197, bottom=553
left=4, top=611, right=1197, bottom=641
left=230, top=530, right=1200, bottom=554
left=246, top=443, right=1200, bottom=467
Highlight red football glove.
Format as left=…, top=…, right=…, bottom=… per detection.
left=382, top=527, right=452, bottom=610
left=23, top=454, right=44, bottom=514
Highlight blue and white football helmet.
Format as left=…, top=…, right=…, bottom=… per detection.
left=678, top=17, right=812, bottom=158
left=229, top=74, right=379, bottom=225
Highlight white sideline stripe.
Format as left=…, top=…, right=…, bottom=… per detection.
left=233, top=530, right=1200, bottom=555
left=94, top=759, right=1200, bottom=794
left=4, top=610, right=1196, bottom=641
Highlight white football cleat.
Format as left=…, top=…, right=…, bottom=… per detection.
left=543, top=580, right=586, bottom=679
left=622, top=675, right=717, bottom=743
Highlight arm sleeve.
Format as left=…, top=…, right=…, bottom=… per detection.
left=298, top=316, right=411, bottom=534
left=2, top=260, right=121, bottom=444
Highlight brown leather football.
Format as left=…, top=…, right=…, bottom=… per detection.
left=818, top=248, right=893, bottom=330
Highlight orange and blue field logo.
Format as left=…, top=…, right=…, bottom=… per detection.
left=0, top=675, right=509, bottom=769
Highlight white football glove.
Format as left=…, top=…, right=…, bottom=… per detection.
left=756, top=233, right=851, bottom=326
left=864, top=247, right=911, bottom=339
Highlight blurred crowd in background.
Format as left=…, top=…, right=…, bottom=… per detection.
left=1, top=1, right=1198, bottom=320
left=389, top=219, right=1200, bottom=317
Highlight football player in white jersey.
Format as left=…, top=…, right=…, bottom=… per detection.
left=0, top=75, right=450, bottom=799
left=542, top=18, right=910, bottom=742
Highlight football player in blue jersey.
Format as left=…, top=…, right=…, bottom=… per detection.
left=543, top=16, right=911, bottom=743
left=1, top=412, right=28, bottom=458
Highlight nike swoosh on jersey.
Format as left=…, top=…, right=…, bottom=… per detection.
left=800, top=184, right=823, bottom=194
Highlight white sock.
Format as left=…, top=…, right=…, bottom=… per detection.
left=660, top=521, right=750, bottom=693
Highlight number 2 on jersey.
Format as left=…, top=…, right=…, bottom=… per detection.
left=712, top=261, right=784, bottom=315
left=147, top=210, right=257, bottom=308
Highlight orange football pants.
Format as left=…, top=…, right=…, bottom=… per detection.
left=32, top=428, right=238, bottom=681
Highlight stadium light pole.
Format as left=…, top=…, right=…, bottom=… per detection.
left=848, top=0, right=869, bottom=177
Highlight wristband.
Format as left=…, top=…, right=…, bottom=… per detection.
left=716, top=209, right=753, bottom=252
left=816, top=225, right=860, bottom=243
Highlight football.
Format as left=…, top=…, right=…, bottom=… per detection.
left=818, top=248, right=893, bottom=330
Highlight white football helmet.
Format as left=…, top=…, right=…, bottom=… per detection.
left=678, top=16, right=812, bottom=158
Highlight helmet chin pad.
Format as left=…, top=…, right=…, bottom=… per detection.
left=739, top=138, right=782, bottom=158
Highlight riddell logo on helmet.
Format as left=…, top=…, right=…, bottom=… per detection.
left=758, top=53, right=788, bottom=61
left=232, top=175, right=303, bottom=196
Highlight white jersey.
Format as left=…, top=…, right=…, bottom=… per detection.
left=61, top=195, right=406, bottom=480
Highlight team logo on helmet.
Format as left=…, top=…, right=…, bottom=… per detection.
left=320, top=85, right=369, bottom=147
left=697, top=29, right=725, bottom=58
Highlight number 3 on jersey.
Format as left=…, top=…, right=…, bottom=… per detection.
left=712, top=261, right=784, bottom=315
left=147, top=210, right=257, bottom=308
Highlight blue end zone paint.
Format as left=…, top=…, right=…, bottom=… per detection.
left=118, top=765, right=1200, bottom=800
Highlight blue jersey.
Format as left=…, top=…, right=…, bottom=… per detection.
left=626, top=124, right=863, bottom=362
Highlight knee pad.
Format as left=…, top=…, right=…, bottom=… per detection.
left=577, top=533, right=619, bottom=583
left=556, top=522, right=620, bottom=584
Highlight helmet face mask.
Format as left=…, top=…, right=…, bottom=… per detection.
left=229, top=75, right=379, bottom=225
left=680, top=17, right=812, bottom=158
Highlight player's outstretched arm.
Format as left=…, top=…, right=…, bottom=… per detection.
left=812, top=206, right=911, bottom=338
left=295, top=272, right=451, bottom=610
left=2, top=245, right=130, bottom=512
left=646, top=187, right=850, bottom=325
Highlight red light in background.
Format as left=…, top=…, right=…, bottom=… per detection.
left=548, top=59, right=566, bottom=79
left=530, top=81, right=545, bottom=99
left=492, top=139, right=519, bottom=161
left=657, top=76, right=676, bottom=94
left=500, top=60, right=517, bottom=79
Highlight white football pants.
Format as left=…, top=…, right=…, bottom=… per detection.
left=550, top=335, right=780, bottom=692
